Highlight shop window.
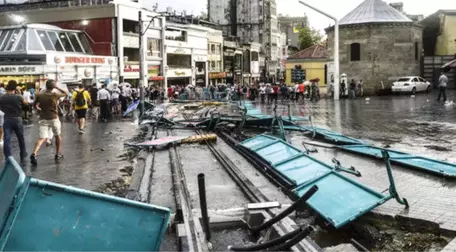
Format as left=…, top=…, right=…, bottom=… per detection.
left=58, top=32, right=74, bottom=52
left=350, top=43, right=361, bottom=61
left=36, top=30, right=55, bottom=51
left=77, top=33, right=93, bottom=54
left=69, top=33, right=84, bottom=53
left=47, top=31, right=64, bottom=51
left=27, top=29, right=43, bottom=51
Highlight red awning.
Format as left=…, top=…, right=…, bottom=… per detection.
left=442, top=59, right=456, bottom=69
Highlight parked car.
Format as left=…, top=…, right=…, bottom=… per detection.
left=392, top=76, right=432, bottom=94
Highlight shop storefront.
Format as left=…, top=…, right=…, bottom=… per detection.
left=167, top=68, right=192, bottom=87
left=148, top=65, right=164, bottom=88
left=209, top=72, right=226, bottom=85
left=0, top=24, right=118, bottom=89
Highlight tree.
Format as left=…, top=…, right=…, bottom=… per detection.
left=298, top=26, right=323, bottom=50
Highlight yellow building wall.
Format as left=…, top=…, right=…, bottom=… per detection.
left=436, top=14, right=456, bottom=55
left=285, top=61, right=327, bottom=86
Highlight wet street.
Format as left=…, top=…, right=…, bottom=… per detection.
left=0, top=116, right=138, bottom=191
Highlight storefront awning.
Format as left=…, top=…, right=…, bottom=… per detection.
left=442, top=59, right=456, bottom=69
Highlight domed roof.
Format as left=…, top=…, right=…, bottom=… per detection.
left=340, top=0, right=412, bottom=25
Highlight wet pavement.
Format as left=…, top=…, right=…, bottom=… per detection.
left=250, top=90, right=456, bottom=235
left=0, top=116, right=138, bottom=191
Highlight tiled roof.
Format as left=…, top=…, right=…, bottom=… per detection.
left=288, top=44, right=327, bottom=60
left=340, top=0, right=412, bottom=25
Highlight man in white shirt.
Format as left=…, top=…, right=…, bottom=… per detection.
left=111, top=85, right=121, bottom=115
left=97, top=84, right=111, bottom=122
left=23, top=89, right=33, bottom=120
left=259, top=85, right=266, bottom=103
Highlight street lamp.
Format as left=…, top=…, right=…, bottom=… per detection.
left=298, top=0, right=340, bottom=100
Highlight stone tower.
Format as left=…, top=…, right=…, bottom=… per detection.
left=326, top=0, right=423, bottom=95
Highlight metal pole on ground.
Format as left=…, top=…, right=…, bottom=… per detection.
left=198, top=173, right=211, bottom=241
left=298, top=1, right=339, bottom=100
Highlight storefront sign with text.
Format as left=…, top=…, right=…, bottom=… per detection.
left=0, top=66, right=37, bottom=73
left=209, top=72, right=227, bottom=79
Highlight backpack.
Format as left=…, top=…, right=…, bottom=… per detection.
left=75, top=91, right=87, bottom=107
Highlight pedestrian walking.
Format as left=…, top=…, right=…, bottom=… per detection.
left=30, top=80, right=68, bottom=165
left=111, top=84, right=121, bottom=115
left=340, top=80, right=346, bottom=99
left=98, top=84, right=111, bottom=122
left=437, top=70, right=449, bottom=102
left=0, top=80, right=28, bottom=161
left=72, top=84, right=91, bottom=134
left=357, top=79, right=364, bottom=97
left=259, top=84, right=266, bottom=103
left=272, top=83, right=279, bottom=104
left=89, top=83, right=99, bottom=120
left=349, top=79, right=357, bottom=99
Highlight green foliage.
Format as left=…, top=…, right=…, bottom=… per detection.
left=298, top=26, right=323, bottom=50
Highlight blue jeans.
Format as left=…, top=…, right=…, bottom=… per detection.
left=3, top=117, right=26, bottom=159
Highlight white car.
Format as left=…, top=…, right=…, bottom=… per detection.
left=392, top=76, right=432, bottom=94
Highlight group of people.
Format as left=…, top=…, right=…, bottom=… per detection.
left=0, top=79, right=143, bottom=166
left=329, top=79, right=364, bottom=99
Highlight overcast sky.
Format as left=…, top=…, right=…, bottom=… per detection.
left=149, top=0, right=456, bottom=33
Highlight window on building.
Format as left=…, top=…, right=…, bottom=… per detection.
left=47, top=31, right=64, bottom=51
left=13, top=31, right=26, bottom=52
left=350, top=43, right=361, bottom=61
left=36, top=30, right=55, bottom=51
left=211, top=44, right=216, bottom=54
left=58, top=32, right=74, bottom=52
left=217, top=61, right=221, bottom=70
left=69, top=33, right=84, bottom=53
left=147, top=38, right=162, bottom=57
left=216, top=44, right=221, bottom=54
left=3, top=29, right=21, bottom=51
left=167, top=54, right=191, bottom=68
left=165, top=28, right=186, bottom=41
left=77, top=33, right=93, bottom=54
left=251, top=51, right=259, bottom=61
left=123, top=19, right=139, bottom=33
left=28, top=29, right=43, bottom=51
left=211, top=61, right=216, bottom=69
left=414, top=41, right=419, bottom=61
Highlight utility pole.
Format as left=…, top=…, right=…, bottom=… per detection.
left=138, top=11, right=145, bottom=117
left=298, top=1, right=339, bottom=100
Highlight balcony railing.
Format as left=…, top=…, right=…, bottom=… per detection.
left=0, top=0, right=112, bottom=12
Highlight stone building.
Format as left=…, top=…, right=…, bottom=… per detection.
left=326, top=0, right=423, bottom=95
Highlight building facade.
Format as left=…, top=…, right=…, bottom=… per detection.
left=326, top=0, right=423, bottom=95
left=422, top=10, right=456, bottom=56
left=285, top=44, right=327, bottom=86
left=207, top=29, right=225, bottom=85
left=208, top=0, right=280, bottom=82
left=278, top=16, right=307, bottom=49
left=0, top=1, right=166, bottom=88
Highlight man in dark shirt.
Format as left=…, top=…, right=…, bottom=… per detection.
left=0, top=80, right=28, bottom=161
left=30, top=80, right=68, bottom=165
left=90, top=83, right=99, bottom=120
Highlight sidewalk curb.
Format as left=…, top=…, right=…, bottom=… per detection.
left=126, top=125, right=153, bottom=201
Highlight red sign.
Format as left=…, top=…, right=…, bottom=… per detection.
left=65, top=56, right=106, bottom=64
left=150, top=76, right=164, bottom=81
left=124, top=65, right=140, bottom=72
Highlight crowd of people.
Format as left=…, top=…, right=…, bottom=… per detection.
left=166, top=80, right=323, bottom=103
left=0, top=79, right=144, bottom=165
